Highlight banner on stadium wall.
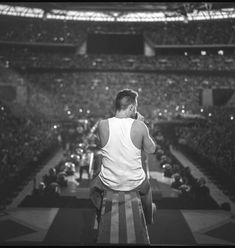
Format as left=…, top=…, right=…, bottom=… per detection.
left=199, top=88, right=235, bottom=107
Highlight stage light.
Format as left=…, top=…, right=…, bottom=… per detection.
left=230, top=116, right=234, bottom=120
left=208, top=113, right=212, bottom=117
left=200, top=108, right=204, bottom=112
left=201, top=50, right=207, bottom=56
left=218, top=50, right=224, bottom=55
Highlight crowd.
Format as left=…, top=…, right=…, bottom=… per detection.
left=1, top=52, right=235, bottom=202
left=1, top=13, right=235, bottom=210
left=145, top=19, right=235, bottom=45
left=153, top=127, right=221, bottom=209
left=0, top=15, right=235, bottom=45
left=0, top=96, right=98, bottom=208
left=1, top=47, right=235, bottom=71
left=22, top=72, right=235, bottom=122
left=0, top=16, right=87, bottom=44
left=176, top=107, right=235, bottom=182
left=28, top=122, right=99, bottom=206
left=0, top=100, right=58, bottom=206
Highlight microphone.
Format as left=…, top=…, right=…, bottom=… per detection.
left=135, top=112, right=144, bottom=120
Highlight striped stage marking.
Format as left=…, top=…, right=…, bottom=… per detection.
left=110, top=192, right=119, bottom=243
left=125, top=192, right=136, bottom=243
left=131, top=191, right=150, bottom=244
left=118, top=191, right=127, bottom=243
left=97, top=191, right=112, bottom=243
left=97, top=190, right=150, bottom=244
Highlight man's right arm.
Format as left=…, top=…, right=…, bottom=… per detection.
left=141, top=122, right=156, bottom=154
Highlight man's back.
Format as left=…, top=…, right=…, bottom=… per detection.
left=98, top=117, right=155, bottom=154
left=98, top=117, right=146, bottom=191
left=90, top=89, right=157, bottom=226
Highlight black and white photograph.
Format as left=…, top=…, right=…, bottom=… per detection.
left=0, top=1, right=235, bottom=246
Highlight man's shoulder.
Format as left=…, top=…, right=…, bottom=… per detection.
left=98, top=118, right=109, bottom=125
left=132, top=119, right=146, bottom=131
left=98, top=119, right=109, bottom=130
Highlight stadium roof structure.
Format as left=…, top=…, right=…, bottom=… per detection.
left=4, top=2, right=235, bottom=12
left=1, top=2, right=235, bottom=22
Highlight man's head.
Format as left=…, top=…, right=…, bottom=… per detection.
left=115, top=89, right=138, bottom=118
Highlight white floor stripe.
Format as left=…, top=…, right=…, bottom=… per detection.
left=110, top=193, right=119, bottom=243
left=125, top=193, right=136, bottom=243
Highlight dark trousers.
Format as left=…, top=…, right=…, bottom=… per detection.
left=89, top=174, right=154, bottom=225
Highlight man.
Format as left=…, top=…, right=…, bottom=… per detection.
left=90, top=89, right=157, bottom=225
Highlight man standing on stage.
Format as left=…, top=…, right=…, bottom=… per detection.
left=90, top=89, right=157, bottom=225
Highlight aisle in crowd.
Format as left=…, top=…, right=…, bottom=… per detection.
left=170, top=146, right=235, bottom=214
left=8, top=148, right=64, bottom=209
left=146, top=143, right=235, bottom=245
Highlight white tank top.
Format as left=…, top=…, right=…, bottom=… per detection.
left=99, top=117, right=146, bottom=191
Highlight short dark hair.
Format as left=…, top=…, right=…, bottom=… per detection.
left=115, top=89, right=138, bottom=111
